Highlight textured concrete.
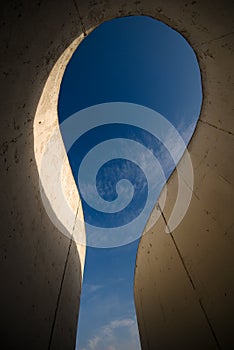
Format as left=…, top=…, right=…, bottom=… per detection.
left=133, top=1, right=234, bottom=349
left=0, top=0, right=233, bottom=349
left=0, top=2, right=86, bottom=349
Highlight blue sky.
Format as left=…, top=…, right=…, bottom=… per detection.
left=58, top=16, right=202, bottom=350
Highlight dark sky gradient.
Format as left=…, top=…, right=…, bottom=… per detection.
left=58, top=16, right=201, bottom=143
left=58, top=16, right=202, bottom=350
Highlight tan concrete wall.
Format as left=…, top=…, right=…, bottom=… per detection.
left=0, top=2, right=86, bottom=349
left=132, top=1, right=234, bottom=349
left=0, top=0, right=233, bottom=349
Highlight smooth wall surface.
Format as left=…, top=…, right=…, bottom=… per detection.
left=0, top=1, right=233, bottom=349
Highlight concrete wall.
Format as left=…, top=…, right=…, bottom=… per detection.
left=0, top=2, right=86, bottom=349
left=133, top=1, right=234, bottom=349
left=0, top=0, right=233, bottom=349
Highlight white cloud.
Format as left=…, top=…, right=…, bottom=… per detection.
left=80, top=317, right=141, bottom=350
left=86, top=284, right=104, bottom=293
left=88, top=336, right=101, bottom=350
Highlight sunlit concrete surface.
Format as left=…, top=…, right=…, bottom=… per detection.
left=0, top=0, right=233, bottom=349
left=34, top=34, right=86, bottom=268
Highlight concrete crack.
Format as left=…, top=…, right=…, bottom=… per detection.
left=48, top=200, right=81, bottom=350
left=157, top=203, right=196, bottom=289
left=157, top=203, right=222, bottom=350
left=73, top=0, right=87, bottom=37
left=199, top=31, right=234, bottom=46
left=199, top=298, right=222, bottom=350
left=177, top=168, right=200, bottom=200
left=199, top=119, right=234, bottom=136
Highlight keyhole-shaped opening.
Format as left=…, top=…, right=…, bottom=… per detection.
left=35, top=15, right=202, bottom=349
left=58, top=15, right=202, bottom=349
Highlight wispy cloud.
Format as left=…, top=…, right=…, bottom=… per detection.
left=86, top=284, right=104, bottom=293
left=78, top=317, right=140, bottom=350
left=88, top=336, right=101, bottom=350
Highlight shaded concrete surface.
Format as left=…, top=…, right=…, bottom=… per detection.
left=133, top=1, right=234, bottom=349
left=0, top=1, right=85, bottom=349
left=0, top=0, right=233, bottom=349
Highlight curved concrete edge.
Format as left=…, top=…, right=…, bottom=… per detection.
left=34, top=34, right=86, bottom=274
left=134, top=126, right=234, bottom=348
left=133, top=1, right=234, bottom=348
left=0, top=1, right=87, bottom=349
